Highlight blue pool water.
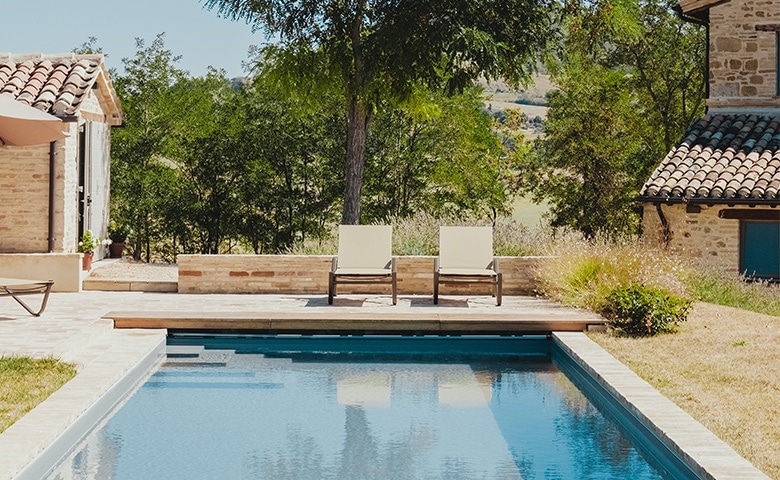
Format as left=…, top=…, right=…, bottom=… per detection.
left=47, top=336, right=675, bottom=479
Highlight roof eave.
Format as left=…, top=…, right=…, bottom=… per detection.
left=639, top=195, right=780, bottom=207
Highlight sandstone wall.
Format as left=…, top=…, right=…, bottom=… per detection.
left=641, top=203, right=778, bottom=273
left=178, top=255, right=543, bottom=295
left=709, top=0, right=780, bottom=109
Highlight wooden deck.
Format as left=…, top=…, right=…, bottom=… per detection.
left=106, top=310, right=604, bottom=335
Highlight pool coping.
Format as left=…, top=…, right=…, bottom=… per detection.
left=2, top=330, right=770, bottom=480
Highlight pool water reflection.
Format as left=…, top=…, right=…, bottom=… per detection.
left=47, top=336, right=668, bottom=480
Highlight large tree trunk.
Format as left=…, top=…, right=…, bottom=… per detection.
left=341, top=0, right=369, bottom=226
left=342, top=100, right=370, bottom=225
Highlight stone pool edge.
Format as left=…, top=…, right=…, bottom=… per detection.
left=552, top=332, right=770, bottom=480
left=0, top=330, right=166, bottom=480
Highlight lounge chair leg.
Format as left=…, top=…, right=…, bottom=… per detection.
left=496, top=273, right=503, bottom=306
left=328, top=273, right=335, bottom=305
left=391, top=272, right=397, bottom=306
left=433, top=272, right=439, bottom=305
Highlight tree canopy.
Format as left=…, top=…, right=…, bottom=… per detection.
left=521, top=0, right=706, bottom=238
left=203, top=0, right=554, bottom=224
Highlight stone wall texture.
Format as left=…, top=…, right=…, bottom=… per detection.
left=641, top=203, right=778, bottom=273
left=709, top=0, right=780, bottom=109
left=178, top=255, right=543, bottom=295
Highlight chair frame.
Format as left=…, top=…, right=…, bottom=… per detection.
left=328, top=257, right=397, bottom=305
left=0, top=278, right=54, bottom=316
left=433, top=226, right=502, bottom=306
left=328, top=225, right=397, bottom=305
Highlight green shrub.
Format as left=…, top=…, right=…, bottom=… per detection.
left=602, top=284, right=692, bottom=337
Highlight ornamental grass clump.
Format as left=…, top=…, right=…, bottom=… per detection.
left=602, top=284, right=692, bottom=337
left=534, top=234, right=692, bottom=313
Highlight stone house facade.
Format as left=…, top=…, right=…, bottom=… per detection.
left=0, top=54, right=122, bottom=257
left=0, top=54, right=122, bottom=253
left=640, top=0, right=780, bottom=279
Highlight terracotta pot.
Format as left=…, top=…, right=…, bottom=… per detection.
left=82, top=252, right=94, bottom=271
left=109, top=242, right=125, bottom=258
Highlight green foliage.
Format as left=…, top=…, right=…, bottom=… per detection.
left=204, top=0, right=555, bottom=224
left=525, top=65, right=646, bottom=238
left=107, top=221, right=131, bottom=243
left=602, top=284, right=692, bottom=337
left=362, top=88, right=518, bottom=222
left=77, top=230, right=100, bottom=253
left=111, top=33, right=188, bottom=261
left=521, top=0, right=705, bottom=239
left=535, top=235, right=690, bottom=311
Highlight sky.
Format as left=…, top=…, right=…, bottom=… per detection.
left=0, top=1, right=266, bottom=78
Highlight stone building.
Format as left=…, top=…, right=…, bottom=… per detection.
left=639, top=0, right=780, bottom=280
left=0, top=53, right=122, bottom=290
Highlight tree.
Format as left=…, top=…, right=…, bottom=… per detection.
left=363, top=87, right=519, bottom=222
left=521, top=0, right=705, bottom=238
left=204, top=0, right=554, bottom=224
left=112, top=34, right=188, bottom=261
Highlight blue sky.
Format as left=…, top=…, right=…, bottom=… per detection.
left=0, top=1, right=265, bottom=78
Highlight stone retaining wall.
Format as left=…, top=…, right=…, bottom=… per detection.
left=0, top=253, right=82, bottom=292
left=178, top=255, right=543, bottom=295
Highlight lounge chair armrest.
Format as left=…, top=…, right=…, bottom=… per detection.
left=331, top=256, right=338, bottom=273
left=434, top=256, right=440, bottom=272
left=491, top=257, right=500, bottom=274
left=390, top=257, right=397, bottom=273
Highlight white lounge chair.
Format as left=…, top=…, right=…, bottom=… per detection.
left=434, top=226, right=502, bottom=306
left=0, top=277, right=54, bottom=316
left=329, top=225, right=397, bottom=305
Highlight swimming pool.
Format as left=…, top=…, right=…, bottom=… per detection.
left=42, top=335, right=699, bottom=479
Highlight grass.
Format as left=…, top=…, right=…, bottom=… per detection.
left=589, top=303, right=780, bottom=479
left=0, top=356, right=76, bottom=433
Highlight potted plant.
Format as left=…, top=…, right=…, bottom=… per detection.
left=107, top=222, right=131, bottom=258
left=78, top=230, right=100, bottom=270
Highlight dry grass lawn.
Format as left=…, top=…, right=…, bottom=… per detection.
left=589, top=302, right=780, bottom=479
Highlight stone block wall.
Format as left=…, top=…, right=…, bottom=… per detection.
left=178, top=255, right=543, bottom=295
left=640, top=203, right=776, bottom=273
left=0, top=144, right=52, bottom=252
left=709, top=0, right=780, bottom=109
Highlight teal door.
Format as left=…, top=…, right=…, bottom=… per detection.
left=741, top=221, right=780, bottom=279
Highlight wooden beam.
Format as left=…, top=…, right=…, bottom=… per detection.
left=718, top=209, right=780, bottom=220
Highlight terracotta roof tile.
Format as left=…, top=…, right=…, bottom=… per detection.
left=0, top=53, right=105, bottom=117
left=641, top=113, right=780, bottom=203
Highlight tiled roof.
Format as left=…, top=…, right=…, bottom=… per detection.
left=640, top=113, right=780, bottom=203
left=0, top=53, right=116, bottom=119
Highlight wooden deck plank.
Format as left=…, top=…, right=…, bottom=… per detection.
left=105, top=310, right=603, bottom=334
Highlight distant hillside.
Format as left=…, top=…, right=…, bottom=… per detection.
left=480, top=74, right=554, bottom=119
left=480, top=74, right=555, bottom=139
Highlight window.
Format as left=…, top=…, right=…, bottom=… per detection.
left=741, top=221, right=780, bottom=280
left=777, top=32, right=780, bottom=96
